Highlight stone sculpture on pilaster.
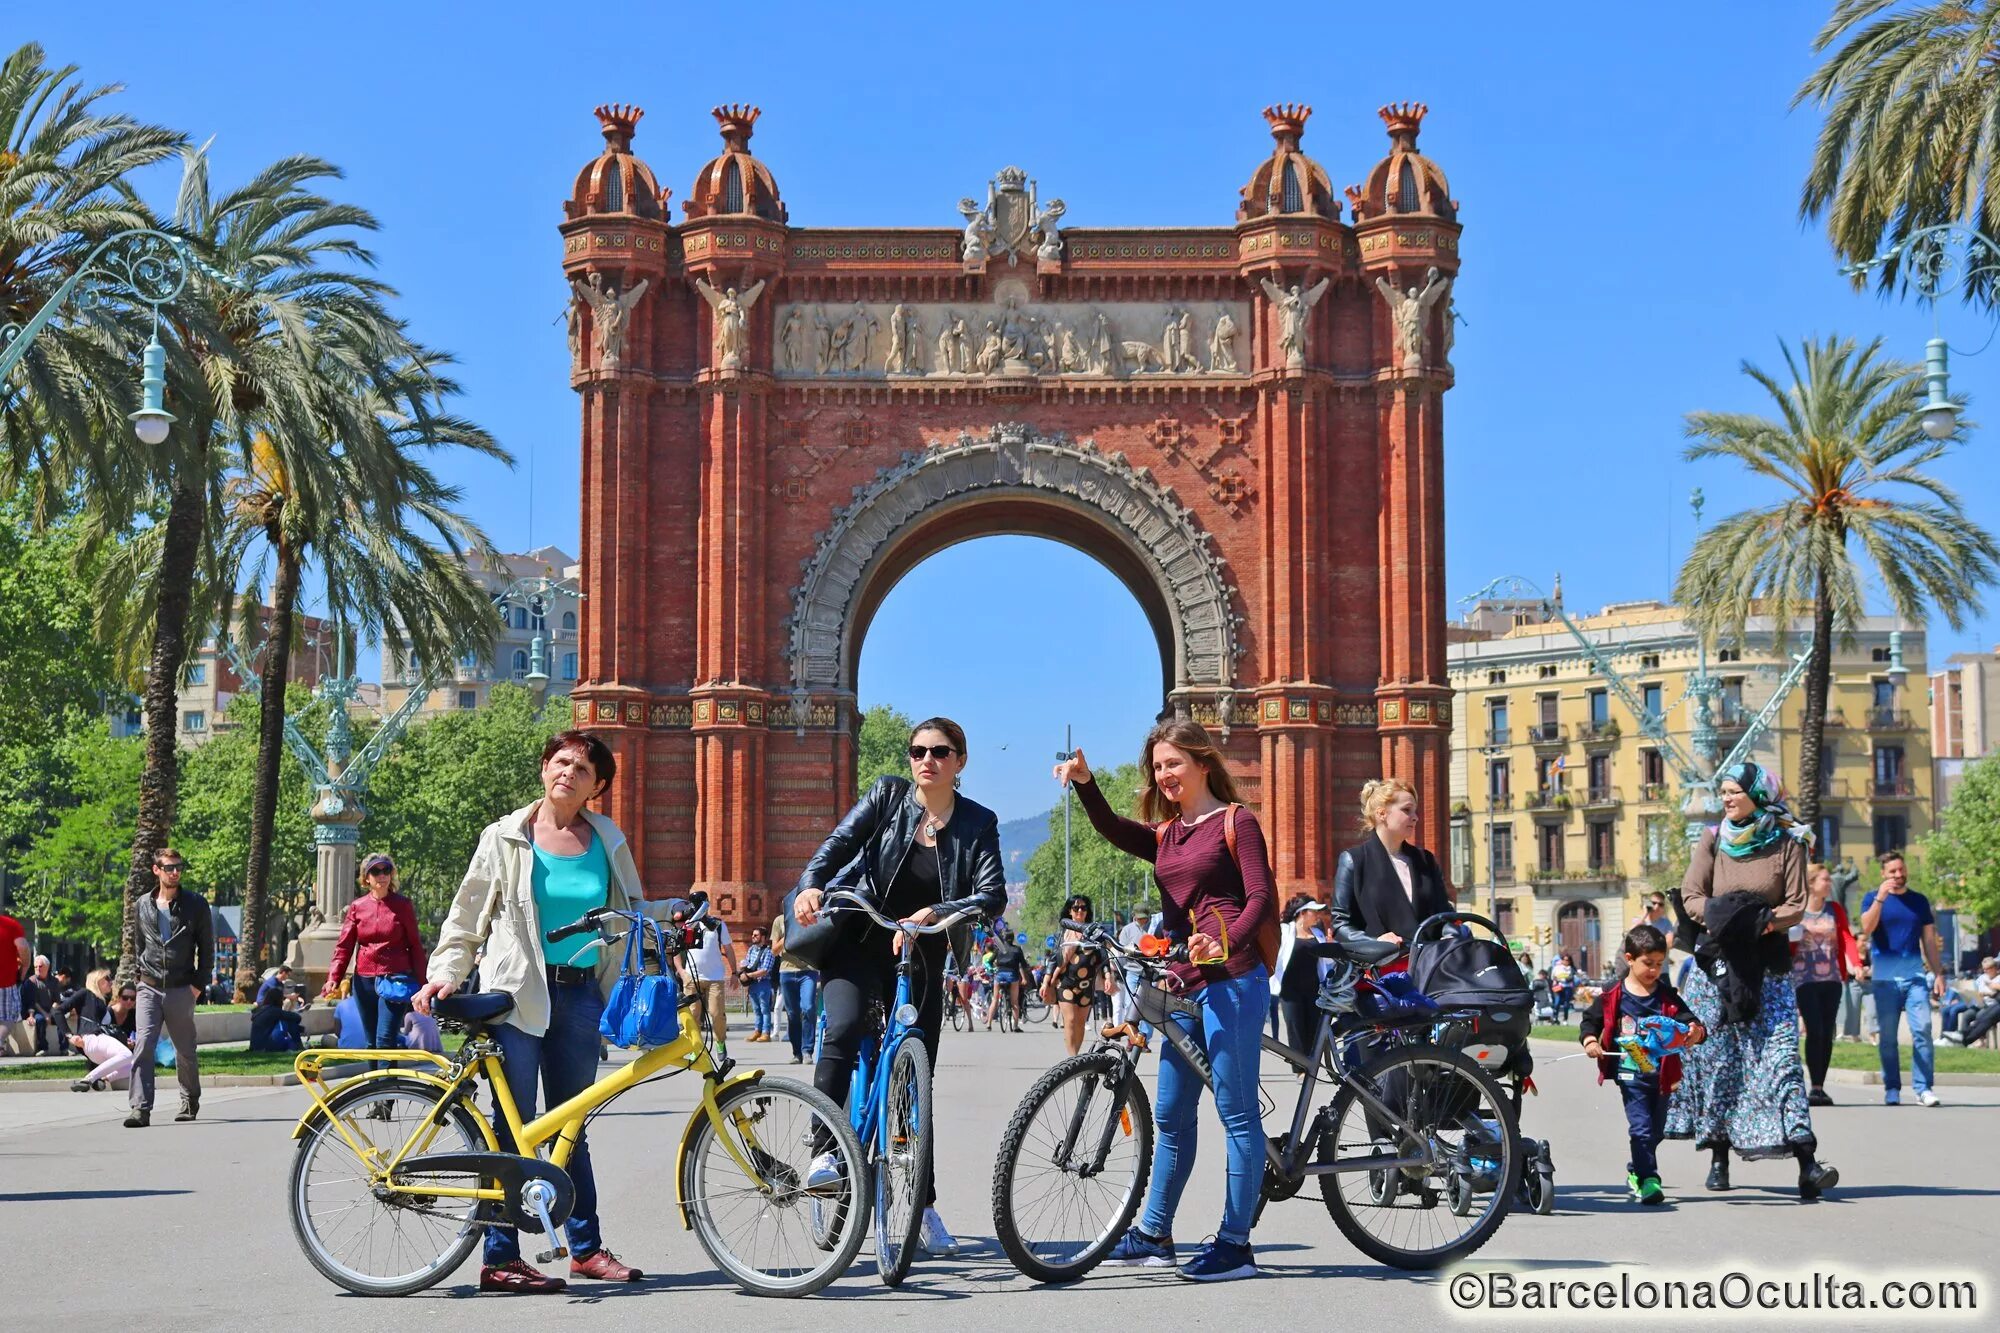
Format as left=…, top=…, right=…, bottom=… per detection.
left=1259, top=276, right=1330, bottom=371
left=572, top=271, right=649, bottom=370
left=695, top=277, right=767, bottom=371
left=1373, top=266, right=1450, bottom=372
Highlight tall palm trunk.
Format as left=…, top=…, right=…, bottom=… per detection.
left=1795, top=570, right=1836, bottom=833
left=238, top=525, right=298, bottom=997
left=118, top=459, right=207, bottom=984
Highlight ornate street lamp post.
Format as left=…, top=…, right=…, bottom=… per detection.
left=1841, top=221, right=2000, bottom=440
left=0, top=228, right=192, bottom=439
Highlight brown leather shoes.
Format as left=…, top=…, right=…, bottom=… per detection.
left=479, top=1260, right=567, bottom=1294
left=570, top=1248, right=643, bottom=1281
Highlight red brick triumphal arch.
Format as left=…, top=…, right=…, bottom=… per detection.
left=559, top=100, right=1462, bottom=926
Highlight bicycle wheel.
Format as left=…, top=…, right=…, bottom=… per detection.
left=1021, top=991, right=1049, bottom=1025
left=874, top=1037, right=934, bottom=1287
left=1316, top=1044, right=1520, bottom=1270
left=948, top=991, right=964, bottom=1033
left=681, top=1076, right=867, bottom=1297
left=288, top=1077, right=488, bottom=1296
left=991, top=1050, right=1152, bottom=1284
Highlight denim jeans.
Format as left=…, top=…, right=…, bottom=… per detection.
left=781, top=969, right=817, bottom=1058
left=1872, top=971, right=1934, bottom=1095
left=352, top=974, right=409, bottom=1072
left=747, top=978, right=776, bottom=1034
left=1139, top=965, right=1268, bottom=1247
left=483, top=978, right=606, bottom=1265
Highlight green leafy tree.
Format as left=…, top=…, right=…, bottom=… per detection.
left=856, top=704, right=915, bottom=790
left=0, top=485, right=120, bottom=854
left=364, top=685, right=569, bottom=927
left=1797, top=1, right=2000, bottom=298
left=172, top=689, right=323, bottom=962
left=14, top=727, right=143, bottom=954
left=0, top=42, right=185, bottom=503
left=1675, top=336, right=1998, bottom=829
left=1918, top=757, right=2000, bottom=929
left=1021, top=762, right=1150, bottom=946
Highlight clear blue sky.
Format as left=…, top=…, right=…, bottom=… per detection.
left=28, top=2, right=2000, bottom=821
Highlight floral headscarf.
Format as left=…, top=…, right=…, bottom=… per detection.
left=1716, top=761, right=1813, bottom=859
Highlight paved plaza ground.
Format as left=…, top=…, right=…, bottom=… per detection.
left=0, top=1023, right=1992, bottom=1329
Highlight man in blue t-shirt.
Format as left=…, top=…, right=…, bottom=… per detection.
left=1859, top=851, right=1945, bottom=1107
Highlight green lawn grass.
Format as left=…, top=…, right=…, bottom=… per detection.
left=1530, top=1024, right=2000, bottom=1074
left=0, top=1048, right=307, bottom=1082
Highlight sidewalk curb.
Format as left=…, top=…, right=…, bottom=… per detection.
left=0, top=1062, right=366, bottom=1095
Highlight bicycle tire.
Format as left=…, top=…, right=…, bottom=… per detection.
left=288, top=1076, right=487, bottom=1296
left=948, top=992, right=964, bottom=1033
left=681, top=1076, right=869, bottom=1298
left=1316, top=1044, right=1520, bottom=1270
left=1021, top=991, right=1049, bottom=1025
left=874, top=1037, right=934, bottom=1287
left=991, top=1050, right=1153, bottom=1284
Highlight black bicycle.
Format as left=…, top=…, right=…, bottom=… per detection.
left=989, top=923, right=1521, bottom=1281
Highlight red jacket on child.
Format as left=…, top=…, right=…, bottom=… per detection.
left=1577, top=979, right=1696, bottom=1093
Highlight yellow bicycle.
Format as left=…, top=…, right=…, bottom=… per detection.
left=284, top=899, right=868, bottom=1297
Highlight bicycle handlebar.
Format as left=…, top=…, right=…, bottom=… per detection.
left=819, top=889, right=980, bottom=937
left=545, top=892, right=711, bottom=945
left=1062, top=920, right=1190, bottom=968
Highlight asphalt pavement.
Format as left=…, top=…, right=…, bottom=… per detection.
left=1, top=1021, right=1992, bottom=1329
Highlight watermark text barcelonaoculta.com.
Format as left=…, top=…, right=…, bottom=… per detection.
left=1444, top=1266, right=1981, bottom=1318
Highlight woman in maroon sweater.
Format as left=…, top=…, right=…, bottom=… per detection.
left=323, top=852, right=428, bottom=1065
left=1055, top=719, right=1275, bottom=1284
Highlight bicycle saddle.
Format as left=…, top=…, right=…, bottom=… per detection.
left=434, top=992, right=514, bottom=1025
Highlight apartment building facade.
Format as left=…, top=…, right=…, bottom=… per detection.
left=379, top=545, right=582, bottom=719
left=1930, top=646, right=1999, bottom=808
left=1448, top=599, right=1930, bottom=976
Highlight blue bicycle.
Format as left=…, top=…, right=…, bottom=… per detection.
left=815, top=889, right=978, bottom=1287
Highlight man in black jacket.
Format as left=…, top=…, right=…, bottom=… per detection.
left=124, top=847, right=213, bottom=1128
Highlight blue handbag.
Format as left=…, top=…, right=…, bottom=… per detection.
left=373, top=973, right=420, bottom=1005
left=600, top=918, right=682, bottom=1049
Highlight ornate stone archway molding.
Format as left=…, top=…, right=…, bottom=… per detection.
left=786, top=422, right=1243, bottom=709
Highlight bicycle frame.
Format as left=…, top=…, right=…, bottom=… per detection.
left=849, top=934, right=923, bottom=1162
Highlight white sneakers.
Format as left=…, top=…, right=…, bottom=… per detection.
left=1919, top=1089, right=1943, bottom=1107
left=920, top=1207, right=959, bottom=1257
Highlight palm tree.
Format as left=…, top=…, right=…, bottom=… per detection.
left=1797, top=1, right=2000, bottom=294
left=0, top=42, right=185, bottom=493
left=1675, top=335, right=1998, bottom=829
left=221, top=351, right=505, bottom=992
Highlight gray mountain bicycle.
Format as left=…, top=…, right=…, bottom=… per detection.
left=989, top=921, right=1521, bottom=1281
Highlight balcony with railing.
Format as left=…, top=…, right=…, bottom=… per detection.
left=1638, top=781, right=1670, bottom=803
left=1867, top=707, right=1913, bottom=732
left=1482, top=790, right=1516, bottom=811
left=1485, top=726, right=1512, bottom=746
left=1578, top=718, right=1622, bottom=745
left=1823, top=708, right=1849, bottom=728
left=1582, top=785, right=1623, bottom=810
left=1871, top=777, right=1917, bottom=800
left=1818, top=778, right=1852, bottom=801
left=1489, top=863, right=1517, bottom=887
left=1524, top=788, right=1574, bottom=814
left=1525, top=722, right=1568, bottom=747
left=1714, top=701, right=1751, bottom=732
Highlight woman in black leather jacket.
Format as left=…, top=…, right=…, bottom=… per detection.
left=1329, top=778, right=1452, bottom=957
left=790, top=716, right=1007, bottom=1257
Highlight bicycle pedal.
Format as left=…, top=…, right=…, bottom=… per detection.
left=535, top=1243, right=571, bottom=1264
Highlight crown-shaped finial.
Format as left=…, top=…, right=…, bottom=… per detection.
left=995, top=164, right=1027, bottom=188
left=713, top=104, right=761, bottom=151
left=1262, top=103, right=1311, bottom=148
left=594, top=103, right=643, bottom=151
left=1379, top=102, right=1428, bottom=147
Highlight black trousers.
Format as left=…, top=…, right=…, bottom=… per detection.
left=1960, top=1001, right=2000, bottom=1046
left=1796, top=980, right=1842, bottom=1088
left=1280, top=996, right=1320, bottom=1056
left=813, top=931, right=947, bottom=1207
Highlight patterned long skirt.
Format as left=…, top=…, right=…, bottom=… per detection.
left=1663, top=965, right=1817, bottom=1160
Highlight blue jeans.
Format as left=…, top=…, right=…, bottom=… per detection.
left=747, top=978, right=776, bottom=1034
left=1618, top=1071, right=1667, bottom=1180
left=1872, top=971, right=1935, bottom=1095
left=781, top=969, right=817, bottom=1059
left=1140, top=965, right=1268, bottom=1247
left=352, top=974, right=409, bottom=1072
left=483, top=978, right=606, bottom=1265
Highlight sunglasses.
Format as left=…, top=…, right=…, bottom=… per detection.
left=154, top=862, right=184, bottom=872
left=365, top=864, right=395, bottom=875
left=907, top=745, right=957, bottom=761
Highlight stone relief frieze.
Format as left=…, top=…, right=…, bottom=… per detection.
left=770, top=298, right=1250, bottom=380
left=786, top=423, right=1244, bottom=702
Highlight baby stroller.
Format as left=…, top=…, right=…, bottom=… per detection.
left=1406, top=911, right=1557, bottom=1215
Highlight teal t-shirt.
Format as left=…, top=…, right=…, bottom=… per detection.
left=532, top=835, right=611, bottom=968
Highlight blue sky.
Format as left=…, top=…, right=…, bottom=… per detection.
left=29, top=2, right=2000, bottom=821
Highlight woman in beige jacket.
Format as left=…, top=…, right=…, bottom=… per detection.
left=414, top=730, right=650, bottom=1294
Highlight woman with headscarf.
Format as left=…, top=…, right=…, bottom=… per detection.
left=1663, top=761, right=1838, bottom=1201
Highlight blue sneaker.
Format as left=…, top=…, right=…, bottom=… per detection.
left=1884, top=1088, right=1901, bottom=1106
left=1177, top=1236, right=1257, bottom=1282
left=1104, top=1226, right=1176, bottom=1267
